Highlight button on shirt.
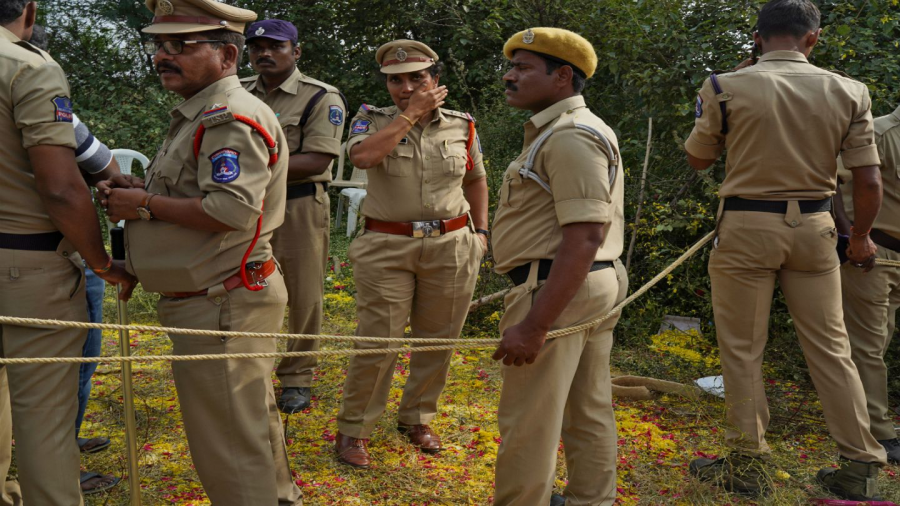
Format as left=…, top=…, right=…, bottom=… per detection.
left=491, top=96, right=624, bottom=274
left=126, top=76, right=288, bottom=293
left=685, top=50, right=880, bottom=201
left=345, top=106, right=485, bottom=222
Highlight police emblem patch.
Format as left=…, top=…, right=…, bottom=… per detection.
left=255, top=27, right=265, bottom=36
left=158, top=0, right=174, bottom=15
left=329, top=105, right=343, bottom=126
left=695, top=95, right=703, bottom=118
left=52, top=96, right=73, bottom=123
left=210, top=148, right=241, bottom=183
left=396, top=48, right=407, bottom=62
left=351, top=119, right=370, bottom=134
left=523, top=29, right=535, bottom=44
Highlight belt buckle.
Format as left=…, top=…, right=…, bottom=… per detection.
left=411, top=220, right=441, bottom=238
left=246, top=262, right=269, bottom=287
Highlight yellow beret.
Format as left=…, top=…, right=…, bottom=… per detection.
left=375, top=40, right=439, bottom=75
left=503, top=27, right=597, bottom=79
left=143, top=0, right=257, bottom=34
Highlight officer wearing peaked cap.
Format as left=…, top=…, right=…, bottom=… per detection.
left=491, top=27, right=627, bottom=505
left=104, top=0, right=302, bottom=503
left=334, top=39, right=489, bottom=468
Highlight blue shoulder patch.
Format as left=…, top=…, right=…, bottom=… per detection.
left=329, top=105, right=344, bottom=126
left=52, top=96, right=73, bottom=123
left=351, top=119, right=370, bottom=134
left=476, top=134, right=482, bottom=153
left=695, top=95, right=703, bottom=118
left=210, top=148, right=240, bottom=183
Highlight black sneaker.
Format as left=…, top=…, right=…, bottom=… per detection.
left=690, top=454, right=771, bottom=497
left=877, top=438, right=900, bottom=464
left=278, top=387, right=311, bottom=414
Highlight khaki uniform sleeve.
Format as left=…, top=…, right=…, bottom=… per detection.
left=198, top=121, right=272, bottom=231
left=345, top=109, right=378, bottom=153
left=543, top=130, right=612, bottom=226
left=463, top=127, right=486, bottom=182
left=684, top=78, right=724, bottom=160
left=301, top=92, right=344, bottom=156
left=840, top=86, right=880, bottom=169
left=12, top=61, right=76, bottom=150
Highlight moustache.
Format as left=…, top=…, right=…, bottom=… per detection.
left=505, top=82, right=518, bottom=91
left=256, top=58, right=276, bottom=66
left=156, top=62, right=182, bottom=75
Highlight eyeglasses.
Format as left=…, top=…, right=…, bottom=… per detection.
left=143, top=40, right=223, bottom=56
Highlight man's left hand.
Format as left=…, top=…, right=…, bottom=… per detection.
left=96, top=174, right=145, bottom=209
left=106, top=187, right=149, bottom=222
left=492, top=320, right=547, bottom=366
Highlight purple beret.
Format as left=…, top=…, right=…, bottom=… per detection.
left=246, top=19, right=298, bottom=43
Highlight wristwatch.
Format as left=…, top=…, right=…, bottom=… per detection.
left=137, top=193, right=158, bottom=221
left=475, top=228, right=490, bottom=238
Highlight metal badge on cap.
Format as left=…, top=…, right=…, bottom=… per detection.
left=523, top=28, right=535, bottom=44
left=158, top=0, right=174, bottom=15
left=255, top=27, right=265, bottom=36
left=396, top=47, right=408, bottom=62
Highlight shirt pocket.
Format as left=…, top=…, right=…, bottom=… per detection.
left=155, top=158, right=184, bottom=194
left=279, top=115, right=302, bottom=154
left=386, top=143, right=414, bottom=177
left=440, top=143, right=466, bottom=177
left=499, top=172, right=525, bottom=209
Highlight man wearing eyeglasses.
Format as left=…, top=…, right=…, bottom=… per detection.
left=103, top=0, right=302, bottom=503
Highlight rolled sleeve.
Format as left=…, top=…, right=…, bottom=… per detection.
left=202, top=190, right=261, bottom=231
left=684, top=78, right=725, bottom=161
left=13, top=61, right=76, bottom=150
left=840, top=85, right=880, bottom=169
left=543, top=129, right=613, bottom=226
left=301, top=92, right=344, bottom=157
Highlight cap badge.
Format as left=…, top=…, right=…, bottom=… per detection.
left=396, top=47, right=408, bottom=62
left=158, top=0, right=174, bottom=15
left=523, top=28, right=535, bottom=44
left=255, top=27, right=265, bottom=36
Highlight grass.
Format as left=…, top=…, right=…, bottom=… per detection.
left=11, top=222, right=900, bottom=504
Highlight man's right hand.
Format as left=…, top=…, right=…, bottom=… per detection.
left=96, top=175, right=145, bottom=210
left=96, top=260, right=138, bottom=301
left=846, top=235, right=877, bottom=272
left=404, top=83, right=448, bottom=121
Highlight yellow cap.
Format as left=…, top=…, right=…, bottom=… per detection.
left=503, top=27, right=597, bottom=79
left=375, top=40, right=439, bottom=74
left=142, top=0, right=257, bottom=34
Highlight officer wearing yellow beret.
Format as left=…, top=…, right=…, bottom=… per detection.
left=491, top=27, right=627, bottom=506
left=334, top=39, right=489, bottom=468
left=105, top=0, right=302, bottom=503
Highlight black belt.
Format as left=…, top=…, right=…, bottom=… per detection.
left=871, top=228, right=900, bottom=254
left=286, top=182, right=328, bottom=200
left=508, top=259, right=613, bottom=287
left=0, top=231, right=63, bottom=251
left=723, top=197, right=832, bottom=214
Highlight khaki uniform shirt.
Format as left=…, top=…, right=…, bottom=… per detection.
left=345, top=105, right=485, bottom=222
left=241, top=68, right=344, bottom=184
left=126, top=76, right=288, bottom=293
left=839, top=105, right=900, bottom=239
left=0, top=26, right=77, bottom=234
left=491, top=96, right=624, bottom=274
left=685, top=50, right=880, bottom=200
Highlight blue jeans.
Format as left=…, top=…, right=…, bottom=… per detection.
left=76, top=268, right=105, bottom=437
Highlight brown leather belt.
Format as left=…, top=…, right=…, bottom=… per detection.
left=365, top=215, right=469, bottom=238
left=160, top=258, right=277, bottom=299
left=871, top=228, right=900, bottom=253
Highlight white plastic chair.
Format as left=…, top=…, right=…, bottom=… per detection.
left=331, top=142, right=368, bottom=237
left=110, top=149, right=150, bottom=227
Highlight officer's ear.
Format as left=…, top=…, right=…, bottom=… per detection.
left=220, top=43, right=239, bottom=71
left=556, top=64, right=574, bottom=92
left=292, top=43, right=301, bottom=62
left=804, top=28, right=821, bottom=52
left=22, top=2, right=37, bottom=34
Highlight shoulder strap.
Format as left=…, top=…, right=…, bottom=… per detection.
left=300, top=89, right=350, bottom=127
left=709, top=72, right=729, bottom=135
left=518, top=124, right=619, bottom=195
left=464, top=114, right=476, bottom=171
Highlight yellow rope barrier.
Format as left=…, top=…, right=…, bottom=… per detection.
left=0, top=231, right=716, bottom=365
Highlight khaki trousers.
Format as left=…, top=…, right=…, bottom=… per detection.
left=841, top=245, right=900, bottom=441
left=493, top=260, right=627, bottom=506
left=708, top=206, right=886, bottom=463
left=0, top=246, right=86, bottom=505
left=158, top=270, right=303, bottom=506
left=273, top=187, right=330, bottom=388
left=0, top=368, right=22, bottom=506
left=337, top=227, right=482, bottom=438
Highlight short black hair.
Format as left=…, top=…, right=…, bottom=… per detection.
left=29, top=23, right=47, bottom=51
left=541, top=56, right=586, bottom=94
left=0, top=0, right=29, bottom=26
left=757, top=0, right=821, bottom=40
left=204, top=29, right=246, bottom=66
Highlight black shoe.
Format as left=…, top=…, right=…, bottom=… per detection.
left=816, top=458, right=882, bottom=501
left=549, top=494, right=565, bottom=506
left=878, top=438, right=900, bottom=464
left=278, top=387, right=311, bottom=414
left=690, top=454, right=771, bottom=497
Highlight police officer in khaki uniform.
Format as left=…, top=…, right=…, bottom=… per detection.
left=834, top=102, right=900, bottom=464
left=684, top=0, right=888, bottom=500
left=105, top=1, right=302, bottom=503
left=0, top=1, right=134, bottom=503
left=242, top=19, right=345, bottom=413
left=334, top=40, right=489, bottom=468
left=490, top=28, right=627, bottom=506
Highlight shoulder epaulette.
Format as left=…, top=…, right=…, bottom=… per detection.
left=874, top=114, right=900, bottom=137
left=201, top=98, right=235, bottom=128
left=829, top=69, right=853, bottom=79
left=297, top=74, right=340, bottom=94
left=358, top=104, right=390, bottom=115
left=443, top=109, right=475, bottom=123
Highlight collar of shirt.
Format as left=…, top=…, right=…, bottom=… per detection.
left=246, top=67, right=302, bottom=95
left=528, top=95, right=587, bottom=130
left=0, top=26, right=20, bottom=43
left=757, top=50, right=809, bottom=64
left=891, top=105, right=900, bottom=123
left=172, top=75, right=242, bottom=121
